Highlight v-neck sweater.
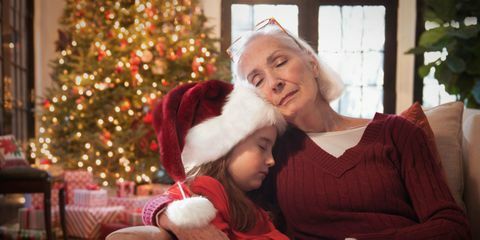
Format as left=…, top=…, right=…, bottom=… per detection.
left=271, top=113, right=470, bottom=239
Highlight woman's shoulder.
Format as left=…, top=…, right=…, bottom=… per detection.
left=371, top=112, right=423, bottom=138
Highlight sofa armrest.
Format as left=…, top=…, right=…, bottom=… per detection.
left=462, top=108, right=480, bottom=239
left=106, top=226, right=173, bottom=240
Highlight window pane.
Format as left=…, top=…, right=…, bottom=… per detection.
left=319, top=5, right=386, bottom=118
left=231, top=4, right=299, bottom=39
left=421, top=21, right=458, bottom=107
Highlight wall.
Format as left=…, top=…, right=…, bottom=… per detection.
left=34, top=0, right=416, bottom=116
left=34, top=0, right=65, bottom=102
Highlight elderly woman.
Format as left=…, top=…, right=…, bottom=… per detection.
left=150, top=18, right=470, bottom=240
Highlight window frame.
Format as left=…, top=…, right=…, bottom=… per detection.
left=0, top=0, right=35, bottom=141
left=221, top=0, right=398, bottom=114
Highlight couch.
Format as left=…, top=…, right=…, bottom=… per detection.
left=107, top=103, right=480, bottom=240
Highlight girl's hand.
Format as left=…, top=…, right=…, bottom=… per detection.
left=159, top=212, right=228, bottom=240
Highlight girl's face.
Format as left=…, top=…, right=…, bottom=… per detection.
left=227, top=126, right=277, bottom=192
left=237, top=35, right=320, bottom=122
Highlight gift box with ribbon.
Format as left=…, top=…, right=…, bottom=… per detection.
left=0, top=225, right=62, bottom=240
left=124, top=210, right=143, bottom=226
left=18, top=207, right=60, bottom=230
left=66, top=205, right=124, bottom=239
left=64, top=170, right=94, bottom=204
left=107, top=196, right=153, bottom=212
left=136, top=183, right=170, bottom=196
left=73, top=184, right=108, bottom=207
left=115, top=180, right=135, bottom=197
left=29, top=181, right=64, bottom=209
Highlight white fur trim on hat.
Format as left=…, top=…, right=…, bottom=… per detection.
left=165, top=196, right=217, bottom=228
left=181, top=82, right=286, bottom=172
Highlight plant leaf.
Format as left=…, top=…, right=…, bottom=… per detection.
left=426, top=0, right=456, bottom=22
left=446, top=56, right=466, bottom=73
left=419, top=27, right=447, bottom=47
left=418, top=65, right=433, bottom=78
left=405, top=46, right=427, bottom=55
left=435, top=63, right=454, bottom=91
left=447, top=25, right=480, bottom=39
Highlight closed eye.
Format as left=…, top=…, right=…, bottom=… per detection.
left=276, top=59, right=287, bottom=67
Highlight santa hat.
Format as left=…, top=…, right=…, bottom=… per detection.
left=152, top=80, right=285, bottom=228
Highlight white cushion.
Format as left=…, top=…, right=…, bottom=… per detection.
left=424, top=101, right=465, bottom=209
left=462, top=109, right=480, bottom=239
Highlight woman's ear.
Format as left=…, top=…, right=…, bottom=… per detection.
left=306, top=53, right=320, bottom=76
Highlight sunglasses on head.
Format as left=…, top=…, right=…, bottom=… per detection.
left=226, top=17, right=303, bottom=62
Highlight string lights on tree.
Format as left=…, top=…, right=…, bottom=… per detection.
left=30, top=0, right=229, bottom=186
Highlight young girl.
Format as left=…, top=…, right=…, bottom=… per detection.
left=142, top=80, right=289, bottom=239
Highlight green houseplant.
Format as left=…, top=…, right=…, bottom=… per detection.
left=407, top=0, right=480, bottom=108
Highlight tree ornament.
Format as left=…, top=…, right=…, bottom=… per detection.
left=206, top=63, right=217, bottom=76
left=152, top=59, right=167, bottom=75
left=120, top=100, right=131, bottom=111
left=141, top=50, right=153, bottom=63
left=43, top=99, right=51, bottom=109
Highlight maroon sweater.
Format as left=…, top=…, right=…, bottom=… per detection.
left=269, top=113, right=470, bottom=239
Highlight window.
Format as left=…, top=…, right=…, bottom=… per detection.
left=222, top=0, right=398, bottom=117
left=0, top=0, right=35, bottom=141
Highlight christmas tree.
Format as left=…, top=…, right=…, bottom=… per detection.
left=30, top=0, right=229, bottom=186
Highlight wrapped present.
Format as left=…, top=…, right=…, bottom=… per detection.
left=107, top=196, right=153, bottom=212
left=125, top=211, right=143, bottom=226
left=18, top=207, right=59, bottom=230
left=136, top=183, right=170, bottom=196
left=73, top=185, right=108, bottom=207
left=29, top=181, right=64, bottom=209
left=64, top=170, right=94, bottom=203
left=0, top=134, right=28, bottom=169
left=66, top=205, right=124, bottom=239
left=0, top=224, right=61, bottom=240
left=116, top=180, right=135, bottom=197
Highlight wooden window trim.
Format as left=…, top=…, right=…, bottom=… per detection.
left=0, top=0, right=34, bottom=139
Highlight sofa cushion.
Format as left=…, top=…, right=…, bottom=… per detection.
left=424, top=102, right=465, bottom=209
left=106, top=226, right=171, bottom=240
left=462, top=109, right=480, bottom=239
left=400, top=101, right=465, bottom=209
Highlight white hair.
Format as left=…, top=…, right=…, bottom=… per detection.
left=231, top=25, right=344, bottom=102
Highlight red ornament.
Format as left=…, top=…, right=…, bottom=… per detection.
left=97, top=49, right=106, bottom=61
left=115, top=66, right=123, bottom=73
left=120, top=39, right=128, bottom=48
left=206, top=63, right=217, bottom=76
left=143, top=112, right=153, bottom=124
left=75, top=96, right=85, bottom=104
left=130, top=65, right=139, bottom=76
left=43, top=99, right=51, bottom=109
left=146, top=8, right=155, bottom=18
left=161, top=79, right=169, bottom=86
left=130, top=56, right=141, bottom=66
left=39, top=158, right=52, bottom=165
left=120, top=100, right=131, bottom=111
left=191, top=58, right=201, bottom=72
left=176, top=48, right=183, bottom=58
left=149, top=140, right=158, bottom=151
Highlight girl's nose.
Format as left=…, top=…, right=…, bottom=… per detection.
left=266, top=154, right=275, bottom=167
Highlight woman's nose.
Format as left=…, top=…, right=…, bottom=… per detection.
left=269, top=78, right=285, bottom=93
